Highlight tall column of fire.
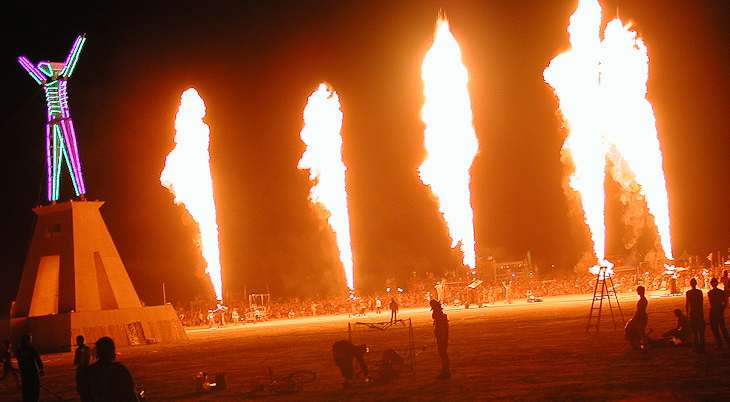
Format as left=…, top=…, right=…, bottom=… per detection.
left=160, top=88, right=223, bottom=300
left=544, top=0, right=674, bottom=265
left=298, top=83, right=354, bottom=290
left=419, top=15, right=479, bottom=272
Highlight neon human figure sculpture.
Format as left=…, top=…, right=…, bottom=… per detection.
left=19, top=35, right=87, bottom=202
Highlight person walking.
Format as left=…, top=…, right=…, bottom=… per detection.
left=15, top=334, right=44, bottom=402
left=686, top=278, right=706, bottom=352
left=430, top=300, right=450, bottom=379
left=707, top=277, right=730, bottom=350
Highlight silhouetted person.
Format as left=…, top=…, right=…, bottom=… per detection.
left=707, top=277, right=730, bottom=350
left=722, top=270, right=730, bottom=297
left=389, top=298, right=399, bottom=323
left=686, top=278, right=706, bottom=352
left=84, top=337, right=138, bottom=401
left=662, top=309, right=691, bottom=345
left=430, top=300, right=450, bottom=379
left=74, top=335, right=91, bottom=401
left=332, top=340, right=368, bottom=388
left=632, top=286, right=649, bottom=350
left=1, top=339, right=20, bottom=389
left=15, top=333, right=44, bottom=402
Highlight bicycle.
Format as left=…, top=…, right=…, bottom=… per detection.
left=246, top=367, right=316, bottom=395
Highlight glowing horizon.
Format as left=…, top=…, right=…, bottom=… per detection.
left=420, top=15, right=479, bottom=270
left=161, top=88, right=223, bottom=300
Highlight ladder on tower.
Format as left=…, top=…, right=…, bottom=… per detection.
left=586, top=266, right=625, bottom=332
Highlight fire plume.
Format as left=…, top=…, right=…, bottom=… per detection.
left=160, top=88, right=223, bottom=300
left=298, top=83, right=353, bottom=290
left=544, top=0, right=673, bottom=264
left=420, top=15, right=479, bottom=270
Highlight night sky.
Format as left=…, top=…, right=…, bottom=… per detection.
left=1, top=1, right=728, bottom=310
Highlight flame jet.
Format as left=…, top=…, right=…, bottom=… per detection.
left=601, top=19, right=673, bottom=259
left=419, top=15, right=479, bottom=270
left=298, top=83, right=353, bottom=290
left=543, top=0, right=606, bottom=262
left=161, top=88, right=223, bottom=300
left=544, top=0, right=673, bottom=263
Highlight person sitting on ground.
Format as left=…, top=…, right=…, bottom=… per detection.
left=332, top=340, right=368, bottom=388
left=662, top=309, right=691, bottom=346
left=83, top=337, right=139, bottom=402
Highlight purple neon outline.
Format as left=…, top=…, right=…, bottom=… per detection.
left=60, top=119, right=85, bottom=194
left=45, top=124, right=53, bottom=201
left=18, top=56, right=46, bottom=85
left=60, top=36, right=85, bottom=77
left=51, top=125, right=62, bottom=201
left=22, top=35, right=88, bottom=201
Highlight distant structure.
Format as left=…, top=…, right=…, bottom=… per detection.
left=18, top=35, right=87, bottom=202
left=3, top=36, right=186, bottom=353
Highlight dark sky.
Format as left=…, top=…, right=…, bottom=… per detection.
left=1, top=0, right=728, bottom=308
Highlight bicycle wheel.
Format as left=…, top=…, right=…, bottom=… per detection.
left=287, top=370, right=316, bottom=384
left=271, top=379, right=303, bottom=394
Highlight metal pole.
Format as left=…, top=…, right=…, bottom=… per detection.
left=162, top=283, right=167, bottom=305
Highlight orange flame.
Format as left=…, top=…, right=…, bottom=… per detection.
left=545, top=0, right=673, bottom=264
left=420, top=15, right=479, bottom=270
left=297, top=83, right=353, bottom=289
left=160, top=88, right=223, bottom=300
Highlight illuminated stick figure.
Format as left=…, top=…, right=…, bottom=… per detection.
left=19, top=35, right=87, bottom=202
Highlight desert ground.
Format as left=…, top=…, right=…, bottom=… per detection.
left=3, top=291, right=730, bottom=401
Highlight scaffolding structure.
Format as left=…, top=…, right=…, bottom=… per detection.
left=348, top=318, right=417, bottom=381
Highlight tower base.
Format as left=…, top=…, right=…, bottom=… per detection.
left=1, top=304, right=187, bottom=353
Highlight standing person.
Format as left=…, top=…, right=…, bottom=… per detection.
left=707, top=277, right=730, bottom=350
left=332, top=340, right=368, bottom=388
left=632, top=286, right=649, bottom=350
left=430, top=300, right=450, bottom=379
left=722, top=270, right=730, bottom=298
left=375, top=298, right=382, bottom=314
left=389, top=298, right=399, bottom=323
left=83, top=337, right=138, bottom=402
left=686, top=278, right=706, bottom=352
left=74, top=336, right=91, bottom=401
left=1, top=340, right=20, bottom=389
left=15, top=334, right=44, bottom=402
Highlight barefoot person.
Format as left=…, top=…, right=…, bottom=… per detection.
left=430, top=300, right=450, bottom=379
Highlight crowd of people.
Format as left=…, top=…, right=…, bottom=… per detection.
left=5, top=266, right=730, bottom=399
left=172, top=268, right=723, bottom=328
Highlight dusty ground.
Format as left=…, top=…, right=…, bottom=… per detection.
left=3, top=291, right=730, bottom=401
